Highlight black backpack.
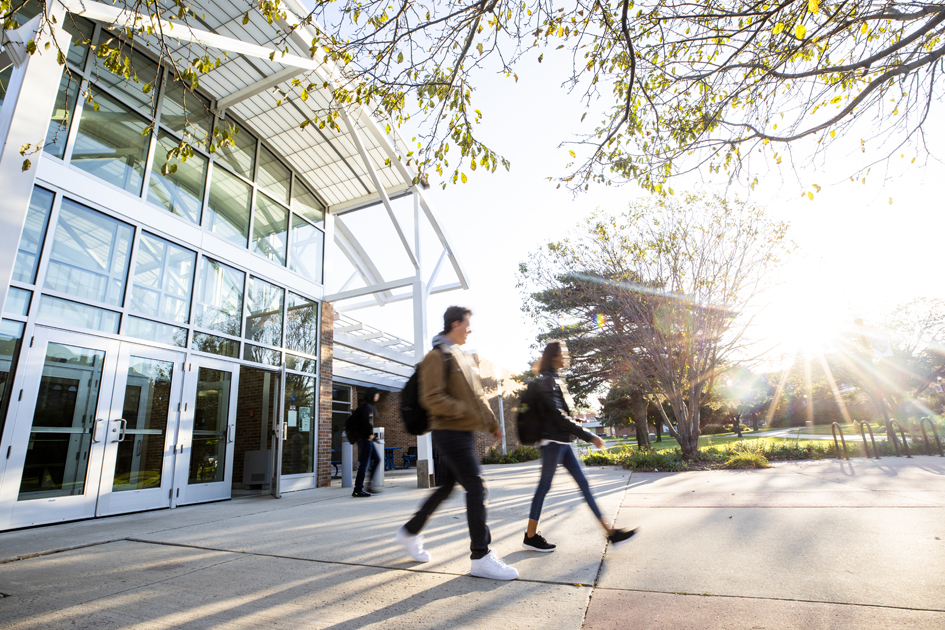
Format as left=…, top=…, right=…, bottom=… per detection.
left=516, top=380, right=544, bottom=445
left=401, top=345, right=450, bottom=436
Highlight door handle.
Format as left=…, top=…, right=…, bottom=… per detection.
left=117, top=419, right=128, bottom=443
left=226, top=424, right=234, bottom=443
left=91, top=419, right=106, bottom=443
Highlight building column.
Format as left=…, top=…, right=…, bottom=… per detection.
left=0, top=14, right=70, bottom=316
left=411, top=189, right=434, bottom=486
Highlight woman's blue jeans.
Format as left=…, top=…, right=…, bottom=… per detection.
left=528, top=442, right=602, bottom=522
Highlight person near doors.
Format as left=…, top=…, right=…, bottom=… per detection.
left=522, top=340, right=639, bottom=553
left=394, top=306, right=518, bottom=580
left=350, top=388, right=381, bottom=497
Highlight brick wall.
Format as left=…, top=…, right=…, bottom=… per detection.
left=317, top=302, right=334, bottom=487
left=232, top=367, right=270, bottom=486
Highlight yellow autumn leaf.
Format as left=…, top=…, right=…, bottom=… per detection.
left=772, top=22, right=784, bottom=35
left=808, top=192, right=814, bottom=200
left=830, top=130, right=836, bottom=138
left=461, top=173, right=468, bottom=184
left=569, top=150, right=576, bottom=158
left=808, top=0, right=819, bottom=13
left=796, top=24, right=807, bottom=39
left=860, top=22, right=868, bottom=35
left=830, top=95, right=842, bottom=104
left=889, top=197, right=893, bottom=205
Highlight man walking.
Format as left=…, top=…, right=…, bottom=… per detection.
left=349, top=388, right=382, bottom=497
left=394, top=306, right=518, bottom=580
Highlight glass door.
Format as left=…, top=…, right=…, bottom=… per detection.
left=0, top=328, right=119, bottom=528
left=174, top=356, right=239, bottom=505
left=95, top=344, right=184, bottom=516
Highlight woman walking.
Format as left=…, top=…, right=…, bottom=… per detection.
left=522, top=341, right=639, bottom=552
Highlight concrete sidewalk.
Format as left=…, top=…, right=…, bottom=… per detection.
left=0, top=457, right=943, bottom=629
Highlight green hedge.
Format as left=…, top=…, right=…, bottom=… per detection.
left=481, top=446, right=542, bottom=464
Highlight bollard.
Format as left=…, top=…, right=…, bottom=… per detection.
left=341, top=436, right=353, bottom=488
left=888, top=420, right=911, bottom=458
left=372, top=438, right=385, bottom=490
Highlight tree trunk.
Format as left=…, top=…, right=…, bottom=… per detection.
left=631, top=390, right=650, bottom=449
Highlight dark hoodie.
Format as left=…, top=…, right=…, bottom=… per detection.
left=349, top=388, right=380, bottom=441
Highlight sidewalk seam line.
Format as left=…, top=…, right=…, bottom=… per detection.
left=591, top=586, right=945, bottom=613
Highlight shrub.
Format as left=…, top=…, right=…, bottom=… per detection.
left=481, top=446, right=541, bottom=464
left=701, top=424, right=728, bottom=435
left=724, top=452, right=770, bottom=469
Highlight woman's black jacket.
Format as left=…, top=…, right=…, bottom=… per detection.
left=534, top=371, right=597, bottom=444
left=347, top=402, right=374, bottom=442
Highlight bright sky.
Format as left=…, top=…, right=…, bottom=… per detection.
left=329, top=48, right=945, bottom=380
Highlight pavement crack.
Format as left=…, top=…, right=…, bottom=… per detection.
left=0, top=538, right=128, bottom=565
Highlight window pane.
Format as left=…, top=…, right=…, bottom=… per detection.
left=72, top=90, right=150, bottom=194
left=12, top=186, right=54, bottom=284
left=4, top=287, right=31, bottom=316
left=283, top=375, right=315, bottom=475
left=252, top=193, right=287, bottom=266
left=0, top=319, right=25, bottom=439
left=243, top=344, right=281, bottom=366
left=285, top=353, right=316, bottom=374
left=285, top=292, right=318, bottom=355
left=44, top=72, right=79, bottom=159
left=44, top=198, right=133, bottom=306
left=292, top=182, right=324, bottom=227
left=92, top=47, right=160, bottom=116
left=207, top=166, right=251, bottom=247
left=112, top=357, right=175, bottom=491
left=215, top=120, right=255, bottom=179
left=148, top=130, right=207, bottom=225
left=63, top=16, right=95, bottom=69
left=245, top=276, right=283, bottom=346
left=37, top=295, right=120, bottom=334
left=192, top=332, right=239, bottom=358
left=189, top=367, right=231, bottom=483
left=0, top=65, right=11, bottom=111
left=194, top=257, right=243, bottom=336
left=130, top=233, right=195, bottom=324
left=289, top=215, right=324, bottom=284
left=18, top=342, right=105, bottom=500
left=125, top=316, right=187, bottom=347
left=258, top=147, right=290, bottom=205
left=160, top=78, right=212, bottom=145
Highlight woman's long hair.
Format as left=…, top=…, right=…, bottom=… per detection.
left=538, top=341, right=566, bottom=374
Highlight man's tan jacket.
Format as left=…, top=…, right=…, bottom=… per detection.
left=418, top=344, right=499, bottom=433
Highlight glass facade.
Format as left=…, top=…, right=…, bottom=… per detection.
left=130, top=233, right=195, bottom=324
left=148, top=131, right=207, bottom=225
left=13, top=187, right=54, bottom=284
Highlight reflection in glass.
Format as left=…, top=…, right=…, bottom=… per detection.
left=285, top=353, right=316, bottom=374
left=38, top=295, right=120, bottom=334
left=4, top=287, right=31, bottom=316
left=72, top=90, right=150, bottom=194
left=285, top=292, right=318, bottom=356
left=252, top=193, right=287, bottom=266
left=148, top=130, right=207, bottom=224
left=292, top=182, right=325, bottom=227
left=189, top=367, right=231, bottom=484
left=257, top=147, right=290, bottom=205
left=289, top=214, right=324, bottom=284
left=192, top=332, right=239, bottom=358
left=62, top=16, right=95, bottom=68
left=131, top=232, right=195, bottom=324
left=160, top=78, right=212, bottom=145
left=92, top=48, right=160, bottom=116
left=44, top=72, right=79, bottom=159
left=113, top=357, right=174, bottom=491
left=207, top=166, right=251, bottom=246
left=45, top=198, right=133, bottom=306
left=283, top=375, right=315, bottom=475
left=0, top=320, right=25, bottom=439
left=13, top=186, right=54, bottom=284
left=194, top=257, right=243, bottom=335
left=215, top=120, right=256, bottom=179
left=0, top=64, right=11, bottom=113
left=243, top=344, right=280, bottom=366
left=126, top=316, right=187, bottom=348
left=331, top=384, right=352, bottom=461
left=18, top=343, right=105, bottom=500
left=245, top=276, right=283, bottom=347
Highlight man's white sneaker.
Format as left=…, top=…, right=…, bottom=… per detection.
left=470, top=550, right=519, bottom=580
left=394, top=526, right=431, bottom=562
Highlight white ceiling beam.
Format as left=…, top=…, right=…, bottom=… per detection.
left=324, top=275, right=415, bottom=303
left=414, top=189, right=470, bottom=290
left=333, top=216, right=389, bottom=305
left=216, top=67, right=304, bottom=112
left=327, top=184, right=412, bottom=216
left=336, top=281, right=464, bottom=312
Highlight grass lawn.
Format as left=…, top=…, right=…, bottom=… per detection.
left=600, top=434, right=819, bottom=452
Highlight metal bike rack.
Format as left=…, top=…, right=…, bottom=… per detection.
left=854, top=420, right=880, bottom=459
left=887, top=419, right=911, bottom=458
left=918, top=417, right=944, bottom=457
left=831, top=422, right=849, bottom=460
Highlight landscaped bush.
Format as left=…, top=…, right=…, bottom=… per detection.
left=724, top=451, right=770, bottom=469
left=701, top=424, right=728, bottom=435
left=583, top=445, right=688, bottom=472
left=481, top=446, right=541, bottom=464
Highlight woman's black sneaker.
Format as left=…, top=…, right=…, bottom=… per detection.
left=608, top=527, right=639, bottom=549
left=351, top=490, right=372, bottom=497
left=522, top=532, right=557, bottom=552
